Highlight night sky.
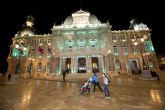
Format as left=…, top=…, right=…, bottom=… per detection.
left=0, top=0, right=164, bottom=73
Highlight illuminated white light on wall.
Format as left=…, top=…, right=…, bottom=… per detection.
left=26, top=21, right=33, bottom=27
left=23, top=47, right=27, bottom=51
left=15, top=44, right=19, bottom=48
left=107, top=50, right=111, bottom=54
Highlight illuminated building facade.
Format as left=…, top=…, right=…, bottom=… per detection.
left=7, top=10, right=158, bottom=78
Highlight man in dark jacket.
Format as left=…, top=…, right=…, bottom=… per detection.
left=62, top=69, right=69, bottom=82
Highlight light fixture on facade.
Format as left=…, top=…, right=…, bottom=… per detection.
left=107, top=50, right=111, bottom=54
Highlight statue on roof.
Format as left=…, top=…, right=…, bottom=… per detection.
left=129, top=18, right=149, bottom=30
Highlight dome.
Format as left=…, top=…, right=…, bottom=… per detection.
left=64, top=16, right=73, bottom=25
left=16, top=25, right=35, bottom=37
left=15, top=16, right=35, bottom=37
left=63, top=10, right=100, bottom=26
left=89, top=14, right=99, bottom=24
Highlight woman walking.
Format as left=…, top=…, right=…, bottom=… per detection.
left=102, top=73, right=111, bottom=99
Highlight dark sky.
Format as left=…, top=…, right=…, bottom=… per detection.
left=0, top=0, right=164, bottom=72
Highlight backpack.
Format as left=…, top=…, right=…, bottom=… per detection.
left=108, top=78, right=110, bottom=83
left=106, top=77, right=110, bottom=84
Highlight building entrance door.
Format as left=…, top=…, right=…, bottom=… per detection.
left=91, top=57, right=99, bottom=72
left=129, top=59, right=140, bottom=74
left=65, top=58, right=71, bottom=73
left=78, top=57, right=86, bottom=73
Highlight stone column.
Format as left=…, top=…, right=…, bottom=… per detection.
left=71, top=57, right=74, bottom=74
left=105, top=55, right=110, bottom=73
left=75, top=56, right=78, bottom=73
left=98, top=55, right=104, bottom=73
left=55, top=57, right=60, bottom=74
left=62, top=58, right=66, bottom=71
left=49, top=56, right=55, bottom=73
left=108, top=54, right=114, bottom=71
left=113, top=54, right=117, bottom=75
left=59, top=57, right=62, bottom=74
left=86, top=56, right=92, bottom=73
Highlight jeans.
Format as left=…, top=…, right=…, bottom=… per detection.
left=104, top=84, right=110, bottom=97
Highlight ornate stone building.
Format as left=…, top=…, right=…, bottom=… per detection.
left=7, top=10, right=158, bottom=78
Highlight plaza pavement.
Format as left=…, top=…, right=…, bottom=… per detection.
left=0, top=71, right=165, bottom=110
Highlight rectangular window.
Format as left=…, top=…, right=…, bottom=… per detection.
left=91, top=45, right=95, bottom=48
left=112, top=35, right=116, bottom=40
left=38, top=53, right=42, bottom=59
left=122, top=46, right=128, bottom=53
left=37, top=63, right=42, bottom=72
left=69, top=46, right=72, bottom=48
left=46, top=63, right=50, bottom=73
left=113, top=46, right=118, bottom=54
left=48, top=39, right=51, bottom=44
left=145, top=45, right=150, bottom=52
left=130, top=34, right=135, bottom=39
left=29, top=52, right=34, bottom=58
left=121, top=35, right=126, bottom=41
left=132, top=46, right=137, bottom=53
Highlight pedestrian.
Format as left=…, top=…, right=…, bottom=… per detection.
left=150, top=70, right=160, bottom=80
left=28, top=62, right=33, bottom=78
left=62, top=69, right=67, bottom=82
left=102, top=73, right=111, bottom=100
left=8, top=73, right=11, bottom=81
left=92, top=72, right=103, bottom=92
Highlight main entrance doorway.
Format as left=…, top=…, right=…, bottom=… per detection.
left=65, top=58, right=71, bottom=73
left=91, top=57, right=99, bottom=72
left=78, top=57, right=86, bottom=73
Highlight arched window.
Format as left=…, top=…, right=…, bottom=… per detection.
left=37, top=63, right=42, bottom=72
left=115, top=60, right=121, bottom=69
left=46, top=63, right=50, bottom=73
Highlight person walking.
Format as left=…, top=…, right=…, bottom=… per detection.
left=62, top=69, right=67, bottom=82
left=28, top=62, right=33, bottom=78
left=102, top=73, right=111, bottom=99
left=92, top=72, right=103, bottom=92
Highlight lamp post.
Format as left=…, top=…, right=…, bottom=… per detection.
left=134, top=37, right=146, bottom=72
left=15, top=44, right=27, bottom=74
left=6, top=43, right=27, bottom=84
left=143, top=52, right=150, bottom=70
left=27, top=58, right=34, bottom=78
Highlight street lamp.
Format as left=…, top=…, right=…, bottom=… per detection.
left=134, top=37, right=146, bottom=71
left=27, top=58, right=34, bottom=78
left=143, top=52, right=150, bottom=69
left=15, top=44, right=27, bottom=74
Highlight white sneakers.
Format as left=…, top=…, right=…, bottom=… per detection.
left=104, top=97, right=112, bottom=100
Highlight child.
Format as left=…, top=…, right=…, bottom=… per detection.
left=80, top=80, right=91, bottom=94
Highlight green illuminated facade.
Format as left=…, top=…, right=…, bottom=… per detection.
left=7, top=10, right=158, bottom=78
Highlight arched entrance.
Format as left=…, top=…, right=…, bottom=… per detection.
left=129, top=59, right=140, bottom=74
left=65, top=58, right=71, bottom=73
left=78, top=57, right=86, bottom=73
left=92, top=57, right=99, bottom=72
